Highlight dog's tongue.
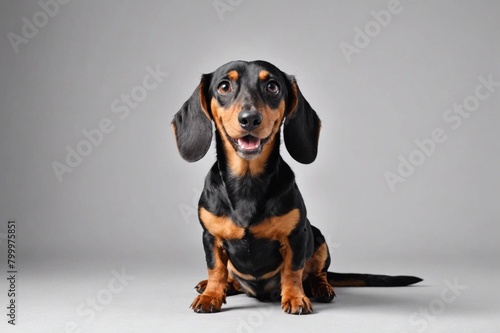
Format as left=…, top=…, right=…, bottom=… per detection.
left=237, top=135, right=261, bottom=150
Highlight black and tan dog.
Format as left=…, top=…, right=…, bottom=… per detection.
left=172, top=60, right=421, bottom=314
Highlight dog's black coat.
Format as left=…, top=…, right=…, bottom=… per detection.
left=172, top=60, right=421, bottom=314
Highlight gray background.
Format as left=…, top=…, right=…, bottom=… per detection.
left=0, top=1, right=499, bottom=332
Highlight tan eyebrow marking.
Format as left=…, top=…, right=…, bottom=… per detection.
left=258, top=70, right=270, bottom=80
left=227, top=70, right=239, bottom=81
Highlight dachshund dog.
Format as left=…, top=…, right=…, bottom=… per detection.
left=172, top=60, right=421, bottom=314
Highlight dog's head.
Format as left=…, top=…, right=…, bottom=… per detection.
left=172, top=60, right=321, bottom=168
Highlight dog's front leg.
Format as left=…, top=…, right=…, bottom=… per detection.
left=280, top=242, right=313, bottom=314
left=190, top=231, right=228, bottom=313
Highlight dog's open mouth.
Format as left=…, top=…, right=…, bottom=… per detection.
left=237, top=135, right=261, bottom=151
left=228, top=134, right=270, bottom=159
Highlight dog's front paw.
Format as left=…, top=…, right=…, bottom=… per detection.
left=281, top=295, right=313, bottom=315
left=190, top=293, right=225, bottom=313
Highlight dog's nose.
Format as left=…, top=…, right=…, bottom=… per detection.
left=238, top=110, right=262, bottom=131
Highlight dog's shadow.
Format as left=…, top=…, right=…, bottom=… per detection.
left=319, top=286, right=428, bottom=312
left=222, top=286, right=429, bottom=314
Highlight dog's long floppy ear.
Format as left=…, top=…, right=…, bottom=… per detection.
left=283, top=76, right=321, bottom=164
left=172, top=74, right=213, bottom=162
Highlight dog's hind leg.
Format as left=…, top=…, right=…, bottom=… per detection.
left=303, top=226, right=336, bottom=303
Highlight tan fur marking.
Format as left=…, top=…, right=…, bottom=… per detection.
left=249, top=208, right=311, bottom=312
left=198, top=81, right=211, bottom=119
left=304, top=243, right=328, bottom=275
left=246, top=208, right=311, bottom=313
left=199, top=208, right=244, bottom=239
left=281, top=243, right=305, bottom=295
left=227, top=70, right=239, bottom=81
left=228, top=260, right=283, bottom=281
left=205, top=238, right=228, bottom=293
left=171, top=123, right=179, bottom=146
left=227, top=260, right=254, bottom=280
left=258, top=70, right=270, bottom=80
left=303, top=243, right=335, bottom=300
left=280, top=241, right=312, bottom=313
left=211, top=98, right=286, bottom=177
left=288, top=81, right=299, bottom=116
left=190, top=238, right=228, bottom=312
left=250, top=208, right=300, bottom=240
left=243, top=99, right=286, bottom=176
left=211, top=97, right=241, bottom=139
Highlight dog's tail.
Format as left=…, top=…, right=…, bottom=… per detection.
left=328, top=272, right=422, bottom=287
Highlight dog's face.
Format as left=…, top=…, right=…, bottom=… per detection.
left=172, top=60, right=321, bottom=168
left=207, top=61, right=290, bottom=160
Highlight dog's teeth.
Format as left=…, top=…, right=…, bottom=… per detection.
left=237, top=135, right=261, bottom=150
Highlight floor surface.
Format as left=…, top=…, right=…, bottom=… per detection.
left=1, top=258, right=498, bottom=333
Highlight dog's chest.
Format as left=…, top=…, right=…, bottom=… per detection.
left=200, top=207, right=300, bottom=241
left=224, top=235, right=282, bottom=278
left=200, top=207, right=301, bottom=277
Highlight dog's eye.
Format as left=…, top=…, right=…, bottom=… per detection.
left=266, top=81, right=280, bottom=95
left=217, top=80, right=232, bottom=94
